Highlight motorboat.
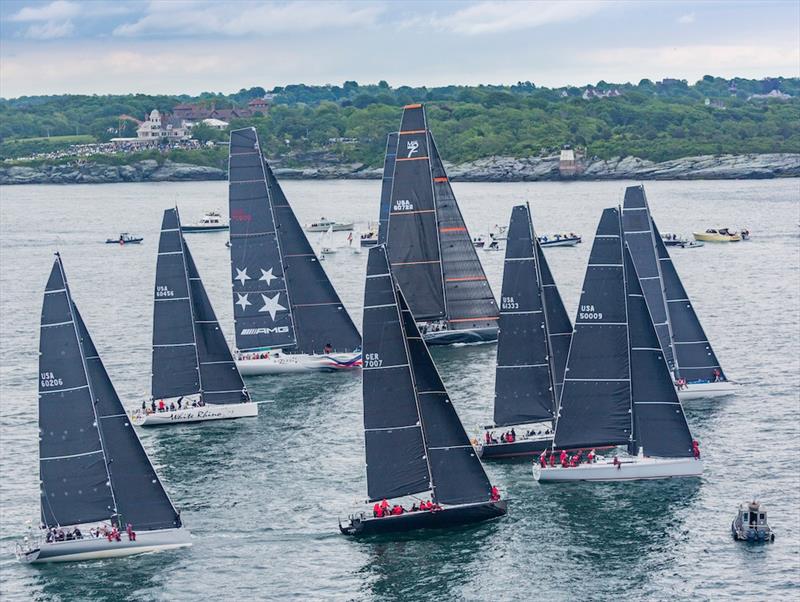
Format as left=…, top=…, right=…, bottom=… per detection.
left=181, top=209, right=229, bottom=232
left=305, top=218, right=354, bottom=232
left=16, top=253, right=190, bottom=563
left=235, top=348, right=362, bottom=375
left=339, top=245, right=507, bottom=537
left=732, top=501, right=775, bottom=542
left=661, top=233, right=703, bottom=248
left=105, top=232, right=142, bottom=244
left=537, top=234, right=581, bottom=248
left=693, top=228, right=742, bottom=242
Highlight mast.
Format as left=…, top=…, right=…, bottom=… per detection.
left=263, top=159, right=362, bottom=354
left=151, top=208, right=201, bottom=401
left=428, top=133, right=499, bottom=331
left=624, top=245, right=695, bottom=458
left=652, top=219, right=727, bottom=382
left=228, top=127, right=296, bottom=352
left=493, top=204, right=556, bottom=426
left=622, top=185, right=676, bottom=371
left=385, top=104, right=447, bottom=321
left=377, top=132, right=399, bottom=245
left=553, top=208, right=633, bottom=451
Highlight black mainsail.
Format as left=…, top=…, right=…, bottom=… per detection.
left=553, top=209, right=696, bottom=456
left=362, top=245, right=493, bottom=505
left=622, top=185, right=675, bottom=370
left=377, top=132, right=398, bottom=245
left=228, top=127, right=360, bottom=355
left=40, top=254, right=181, bottom=530
left=652, top=219, right=727, bottom=382
left=152, top=208, right=248, bottom=405
left=553, top=208, right=632, bottom=450
left=493, top=204, right=570, bottom=426
left=385, top=104, right=498, bottom=336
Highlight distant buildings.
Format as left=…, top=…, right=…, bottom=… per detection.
left=582, top=87, right=622, bottom=100
left=172, top=98, right=270, bottom=121
left=559, top=147, right=583, bottom=177
left=747, top=89, right=792, bottom=101
left=136, top=109, right=191, bottom=141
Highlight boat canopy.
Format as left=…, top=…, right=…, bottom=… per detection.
left=40, top=254, right=181, bottom=530
left=652, top=219, right=726, bottom=382
left=152, top=208, right=249, bottom=405
left=362, top=245, right=493, bottom=505
left=493, top=204, right=571, bottom=426
left=622, top=185, right=676, bottom=371
left=385, top=104, right=498, bottom=329
left=228, top=127, right=361, bottom=355
left=377, top=132, right=398, bottom=246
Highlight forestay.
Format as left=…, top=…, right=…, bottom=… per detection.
left=622, top=185, right=675, bottom=370
left=362, top=246, right=492, bottom=505
left=554, top=208, right=633, bottom=451
left=651, top=219, right=726, bottom=382
left=40, top=255, right=181, bottom=530
left=624, top=247, right=694, bottom=458
left=264, top=160, right=361, bottom=354
left=228, top=127, right=296, bottom=352
left=493, top=204, right=557, bottom=426
left=377, top=132, right=398, bottom=245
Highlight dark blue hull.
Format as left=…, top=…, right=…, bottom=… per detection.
left=423, top=326, right=498, bottom=346
left=480, top=437, right=552, bottom=460
left=340, top=500, right=507, bottom=537
left=181, top=225, right=229, bottom=232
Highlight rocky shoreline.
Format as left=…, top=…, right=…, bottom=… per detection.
left=1, top=153, right=798, bottom=185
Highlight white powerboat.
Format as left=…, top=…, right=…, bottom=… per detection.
left=305, top=218, right=354, bottom=232
left=182, top=209, right=229, bottom=232
left=236, top=349, right=362, bottom=375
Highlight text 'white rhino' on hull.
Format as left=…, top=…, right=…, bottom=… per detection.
left=236, top=351, right=362, bottom=375
left=533, top=456, right=703, bottom=483
left=17, top=528, right=191, bottom=563
left=677, top=380, right=741, bottom=401
left=130, top=402, right=258, bottom=426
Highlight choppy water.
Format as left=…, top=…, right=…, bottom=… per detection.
left=0, top=179, right=798, bottom=601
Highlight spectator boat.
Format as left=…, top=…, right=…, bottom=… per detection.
left=305, top=218, right=354, bottom=232
left=228, top=128, right=362, bottom=375
left=537, top=234, right=582, bottom=248
left=732, top=501, right=775, bottom=542
left=182, top=209, right=229, bottom=232
left=16, top=253, right=190, bottom=563
left=661, top=233, right=704, bottom=248
left=131, top=208, right=259, bottom=426
left=379, top=104, right=499, bottom=346
left=105, top=232, right=142, bottom=245
left=339, top=246, right=507, bottom=536
left=534, top=208, right=703, bottom=483
left=476, top=204, right=572, bottom=460
left=693, top=228, right=742, bottom=242
left=622, top=186, right=739, bottom=400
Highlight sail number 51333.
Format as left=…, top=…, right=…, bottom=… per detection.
left=501, top=296, right=519, bottom=310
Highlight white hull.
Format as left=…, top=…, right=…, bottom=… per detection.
left=539, top=238, right=581, bottom=248
left=130, top=402, right=258, bottom=426
left=306, top=223, right=354, bottom=232
left=677, top=380, right=740, bottom=401
left=236, top=351, right=362, bottom=375
left=18, top=528, right=191, bottom=564
left=534, top=456, right=703, bottom=482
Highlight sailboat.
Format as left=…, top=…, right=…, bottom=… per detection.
left=534, top=208, right=703, bottom=482
left=131, top=208, right=258, bottom=426
left=622, top=185, right=738, bottom=400
left=383, top=104, right=499, bottom=346
left=339, top=246, right=507, bottom=536
left=16, top=254, right=191, bottom=563
left=477, top=204, right=572, bottom=459
left=377, top=132, right=398, bottom=246
left=228, top=127, right=362, bottom=375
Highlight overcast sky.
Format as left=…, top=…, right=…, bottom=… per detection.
left=1, top=0, right=798, bottom=98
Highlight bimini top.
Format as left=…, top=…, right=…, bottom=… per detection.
left=493, top=203, right=572, bottom=427
left=553, top=208, right=695, bottom=458
left=361, top=245, right=494, bottom=505
left=384, top=104, right=498, bottom=330
left=151, top=207, right=249, bottom=405
left=40, top=254, right=181, bottom=530
left=228, top=127, right=361, bottom=354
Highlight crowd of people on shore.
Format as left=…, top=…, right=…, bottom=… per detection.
left=44, top=523, right=136, bottom=544
left=7, top=139, right=205, bottom=164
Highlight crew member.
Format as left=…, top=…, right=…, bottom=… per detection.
left=490, top=486, right=500, bottom=501
left=539, top=450, right=548, bottom=468
left=692, top=439, right=701, bottom=459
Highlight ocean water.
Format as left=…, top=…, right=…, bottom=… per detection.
left=0, top=178, right=798, bottom=601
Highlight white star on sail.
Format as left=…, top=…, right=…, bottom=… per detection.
left=235, top=293, right=251, bottom=311
left=258, top=293, right=286, bottom=321
left=234, top=267, right=250, bottom=286
left=259, top=267, right=277, bottom=285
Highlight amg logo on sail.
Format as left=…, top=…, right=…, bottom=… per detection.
left=241, top=326, right=290, bottom=335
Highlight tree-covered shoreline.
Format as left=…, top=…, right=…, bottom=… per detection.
left=2, top=76, right=798, bottom=167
